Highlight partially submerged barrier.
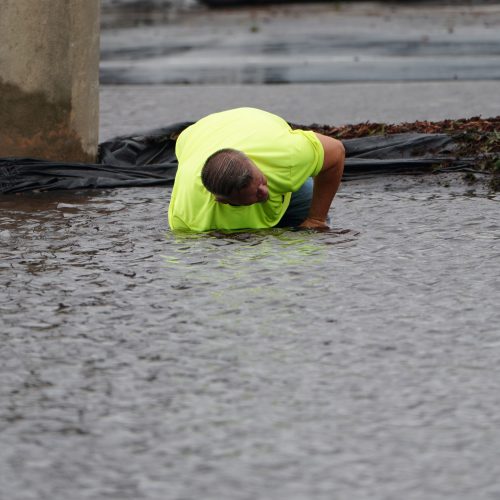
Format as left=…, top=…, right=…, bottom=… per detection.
left=1, top=118, right=498, bottom=194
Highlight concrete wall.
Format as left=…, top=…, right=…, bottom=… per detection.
left=0, top=0, right=100, bottom=162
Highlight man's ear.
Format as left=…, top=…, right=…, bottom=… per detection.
left=215, top=195, right=229, bottom=204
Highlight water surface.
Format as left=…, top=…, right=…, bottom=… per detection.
left=1, top=175, right=499, bottom=499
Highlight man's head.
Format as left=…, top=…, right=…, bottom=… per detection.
left=201, top=148, right=269, bottom=206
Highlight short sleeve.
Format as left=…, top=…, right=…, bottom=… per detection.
left=287, top=129, right=324, bottom=192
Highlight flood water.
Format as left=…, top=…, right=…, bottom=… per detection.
left=1, top=175, right=499, bottom=499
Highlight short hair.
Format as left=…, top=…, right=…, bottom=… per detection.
left=201, top=148, right=253, bottom=197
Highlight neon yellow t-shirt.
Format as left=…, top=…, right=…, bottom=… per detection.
left=168, top=108, right=324, bottom=231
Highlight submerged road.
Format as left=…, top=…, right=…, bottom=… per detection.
left=100, top=2, right=500, bottom=84
left=1, top=170, right=499, bottom=500
left=2, top=79, right=500, bottom=499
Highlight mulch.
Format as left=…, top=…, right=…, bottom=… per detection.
left=294, top=116, right=500, bottom=190
left=295, top=115, right=499, bottom=139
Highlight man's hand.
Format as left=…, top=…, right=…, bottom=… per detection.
left=298, top=217, right=329, bottom=231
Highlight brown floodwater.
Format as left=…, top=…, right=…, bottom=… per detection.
left=1, top=174, right=499, bottom=499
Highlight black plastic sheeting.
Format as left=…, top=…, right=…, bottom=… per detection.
left=0, top=121, right=477, bottom=194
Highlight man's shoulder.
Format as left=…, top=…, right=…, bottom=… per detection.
left=186, top=107, right=287, bottom=132
left=177, top=108, right=290, bottom=160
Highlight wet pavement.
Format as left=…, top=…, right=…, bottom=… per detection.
left=100, top=2, right=500, bottom=84
left=99, top=81, right=500, bottom=140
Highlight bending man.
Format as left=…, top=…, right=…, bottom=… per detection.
left=168, top=107, right=344, bottom=232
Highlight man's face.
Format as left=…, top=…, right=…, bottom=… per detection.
left=216, top=163, right=269, bottom=206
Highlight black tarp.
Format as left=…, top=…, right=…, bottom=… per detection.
left=0, top=122, right=479, bottom=194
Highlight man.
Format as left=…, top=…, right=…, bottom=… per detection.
left=168, top=107, right=344, bottom=232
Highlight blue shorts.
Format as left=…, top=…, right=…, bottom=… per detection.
left=276, top=178, right=313, bottom=227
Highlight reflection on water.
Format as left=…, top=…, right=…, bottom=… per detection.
left=163, top=229, right=360, bottom=331
left=165, top=227, right=358, bottom=268
left=1, top=176, right=499, bottom=500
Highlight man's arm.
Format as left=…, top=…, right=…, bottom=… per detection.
left=299, top=133, right=345, bottom=230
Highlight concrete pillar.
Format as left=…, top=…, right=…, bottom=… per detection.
left=0, top=0, right=100, bottom=162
